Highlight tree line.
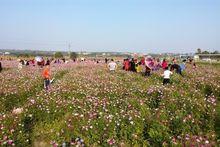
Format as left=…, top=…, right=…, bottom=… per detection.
left=196, top=48, right=219, bottom=54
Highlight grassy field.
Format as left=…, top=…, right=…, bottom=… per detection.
left=0, top=61, right=220, bottom=146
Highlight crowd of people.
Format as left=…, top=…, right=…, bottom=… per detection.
left=119, top=57, right=196, bottom=85
left=122, top=57, right=189, bottom=74
left=0, top=56, right=197, bottom=90
left=16, top=58, right=68, bottom=69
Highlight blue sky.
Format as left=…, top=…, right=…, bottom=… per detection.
left=0, top=0, right=219, bottom=53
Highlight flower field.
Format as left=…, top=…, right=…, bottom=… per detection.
left=0, top=61, right=220, bottom=146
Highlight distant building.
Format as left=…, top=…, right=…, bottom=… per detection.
left=194, top=55, right=199, bottom=61
left=82, top=52, right=90, bottom=55
left=179, top=55, right=193, bottom=60
left=4, top=52, right=10, bottom=55
left=194, top=54, right=220, bottom=61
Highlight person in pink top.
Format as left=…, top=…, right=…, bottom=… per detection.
left=141, top=57, right=145, bottom=65
left=161, top=59, right=168, bottom=70
left=172, top=58, right=177, bottom=64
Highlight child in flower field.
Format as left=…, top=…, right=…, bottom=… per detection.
left=162, top=67, right=173, bottom=85
left=42, top=65, right=51, bottom=90
left=108, top=59, right=117, bottom=72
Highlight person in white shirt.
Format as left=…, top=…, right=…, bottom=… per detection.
left=18, top=59, right=23, bottom=70
left=161, top=67, right=173, bottom=85
left=108, top=59, right=117, bottom=71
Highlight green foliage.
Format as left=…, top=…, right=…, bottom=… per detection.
left=69, top=52, right=78, bottom=60
left=197, top=48, right=202, bottom=54
left=212, top=50, right=219, bottom=54
left=148, top=122, right=169, bottom=145
left=17, top=53, right=31, bottom=58
left=54, top=52, right=63, bottom=58
left=215, top=103, right=220, bottom=140
left=202, top=51, right=210, bottom=54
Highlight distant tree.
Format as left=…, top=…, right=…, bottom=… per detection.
left=202, top=51, right=209, bottom=54
left=197, top=48, right=202, bottom=54
left=212, top=50, right=219, bottom=54
left=69, top=52, right=78, bottom=60
left=17, top=53, right=30, bottom=58
left=54, top=52, right=63, bottom=58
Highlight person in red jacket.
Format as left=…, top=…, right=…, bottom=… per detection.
left=124, top=59, right=130, bottom=71
left=42, top=65, right=51, bottom=90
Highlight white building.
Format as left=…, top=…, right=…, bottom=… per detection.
left=194, top=55, right=199, bottom=61
left=4, top=52, right=10, bottom=55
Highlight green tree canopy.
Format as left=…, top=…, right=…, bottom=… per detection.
left=54, top=52, right=63, bottom=58
left=197, top=48, right=202, bottom=54
left=69, top=52, right=78, bottom=60
left=212, top=50, right=219, bottom=54
left=202, top=51, right=209, bottom=54
left=17, top=53, right=31, bottom=58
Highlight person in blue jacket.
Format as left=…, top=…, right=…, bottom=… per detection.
left=179, top=60, right=186, bottom=72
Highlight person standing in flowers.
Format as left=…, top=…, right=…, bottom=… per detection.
left=145, top=63, right=151, bottom=76
left=124, top=59, right=130, bottom=71
left=105, top=58, right=108, bottom=64
left=130, top=58, right=136, bottom=72
left=179, top=60, right=186, bottom=72
left=42, top=65, right=51, bottom=90
left=45, top=58, right=50, bottom=66
left=161, top=67, right=173, bottom=85
left=144, top=59, right=152, bottom=76
left=141, top=57, right=145, bottom=65
left=0, top=61, right=2, bottom=72
left=172, top=58, right=177, bottom=64
left=161, top=59, right=168, bottom=70
left=108, top=59, right=117, bottom=72
left=136, top=62, right=142, bottom=73
left=154, top=58, right=161, bottom=71
left=18, top=59, right=23, bottom=70
left=170, top=63, right=182, bottom=76
left=193, top=62, right=197, bottom=69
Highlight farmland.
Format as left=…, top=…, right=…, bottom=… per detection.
left=0, top=60, right=220, bottom=146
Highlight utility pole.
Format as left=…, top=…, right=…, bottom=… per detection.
left=68, top=43, right=71, bottom=52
